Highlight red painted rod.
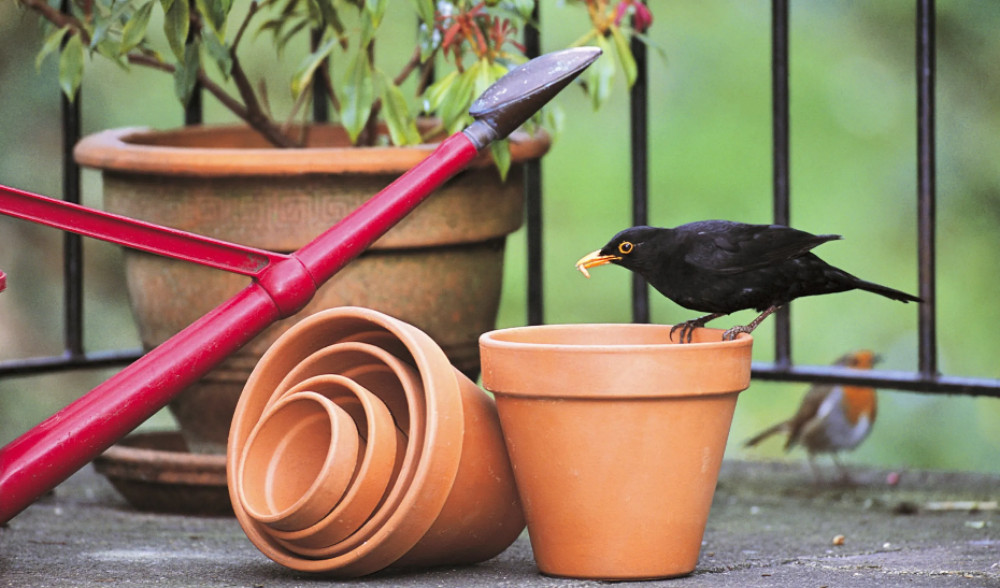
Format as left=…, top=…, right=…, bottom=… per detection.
left=0, top=132, right=480, bottom=523
left=0, top=184, right=285, bottom=277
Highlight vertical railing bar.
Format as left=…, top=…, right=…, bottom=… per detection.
left=184, top=82, right=203, bottom=126
left=771, top=0, right=792, bottom=368
left=629, top=25, right=650, bottom=324
left=183, top=23, right=203, bottom=126
left=916, top=0, right=938, bottom=377
left=524, top=8, right=544, bottom=325
left=61, top=82, right=84, bottom=359
left=59, top=1, right=83, bottom=360
left=311, top=28, right=330, bottom=124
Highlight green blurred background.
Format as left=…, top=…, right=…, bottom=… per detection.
left=1, top=1, right=998, bottom=475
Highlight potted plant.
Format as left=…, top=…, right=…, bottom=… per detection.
left=18, top=0, right=652, bottom=454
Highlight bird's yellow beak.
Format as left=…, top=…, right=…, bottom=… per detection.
left=575, top=250, right=619, bottom=278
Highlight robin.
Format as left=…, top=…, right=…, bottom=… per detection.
left=575, top=221, right=921, bottom=342
left=744, top=350, right=880, bottom=481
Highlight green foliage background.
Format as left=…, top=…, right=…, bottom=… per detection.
left=1, top=1, right=998, bottom=475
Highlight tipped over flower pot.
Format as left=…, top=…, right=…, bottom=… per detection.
left=228, top=307, right=524, bottom=577
left=479, top=323, right=753, bottom=580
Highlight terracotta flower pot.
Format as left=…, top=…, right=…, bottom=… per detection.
left=239, top=391, right=361, bottom=532
left=74, top=122, right=549, bottom=454
left=266, top=374, right=404, bottom=550
left=479, top=323, right=753, bottom=580
left=228, top=307, right=524, bottom=576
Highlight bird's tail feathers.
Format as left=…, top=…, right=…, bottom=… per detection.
left=744, top=421, right=790, bottom=448
left=854, top=278, right=922, bottom=303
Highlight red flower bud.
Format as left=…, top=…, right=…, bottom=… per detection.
left=615, top=0, right=653, bottom=33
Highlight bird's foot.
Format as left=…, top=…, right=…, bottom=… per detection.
left=721, top=305, right=781, bottom=341
left=722, top=324, right=754, bottom=341
left=670, top=313, right=724, bottom=343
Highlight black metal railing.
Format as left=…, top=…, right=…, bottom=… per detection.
left=2, top=1, right=998, bottom=399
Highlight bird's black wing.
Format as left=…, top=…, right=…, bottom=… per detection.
left=681, top=221, right=841, bottom=274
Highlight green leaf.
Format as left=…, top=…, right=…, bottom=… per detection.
left=584, top=37, right=615, bottom=110
left=195, top=0, right=231, bottom=39
left=202, top=25, right=232, bottom=78
left=358, top=7, right=377, bottom=49
left=314, top=0, right=346, bottom=38
left=94, top=38, right=129, bottom=69
left=58, top=33, right=85, bottom=102
left=569, top=28, right=599, bottom=49
left=471, top=57, right=497, bottom=99
left=338, top=48, right=375, bottom=144
left=610, top=25, right=638, bottom=88
left=436, top=64, right=478, bottom=134
left=423, top=69, right=458, bottom=111
left=291, top=34, right=337, bottom=99
left=509, top=0, right=535, bottom=20
left=489, top=139, right=511, bottom=182
left=121, top=2, right=155, bottom=54
left=173, top=42, right=200, bottom=104
left=36, top=26, right=70, bottom=70
left=377, top=69, right=422, bottom=145
left=410, top=0, right=434, bottom=27
left=161, top=0, right=190, bottom=61
left=365, top=0, right=387, bottom=29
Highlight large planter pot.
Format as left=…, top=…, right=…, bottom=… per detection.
left=229, top=307, right=524, bottom=576
left=74, top=123, right=549, bottom=454
left=479, top=323, right=753, bottom=580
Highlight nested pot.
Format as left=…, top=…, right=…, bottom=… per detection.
left=228, top=306, right=524, bottom=576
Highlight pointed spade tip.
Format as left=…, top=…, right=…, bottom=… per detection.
left=466, top=47, right=602, bottom=144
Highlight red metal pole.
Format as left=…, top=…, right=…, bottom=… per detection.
left=0, top=133, right=480, bottom=523
left=0, top=183, right=284, bottom=277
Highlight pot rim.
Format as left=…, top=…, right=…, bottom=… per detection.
left=267, top=374, right=402, bottom=550
left=480, top=322, right=752, bottom=352
left=74, top=123, right=551, bottom=177
left=479, top=323, right=753, bottom=400
left=238, top=390, right=359, bottom=530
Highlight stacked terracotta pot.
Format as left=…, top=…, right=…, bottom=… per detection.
left=230, top=309, right=755, bottom=580
left=227, top=307, right=524, bottom=577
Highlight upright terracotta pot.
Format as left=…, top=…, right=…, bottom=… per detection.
left=229, top=307, right=524, bottom=576
left=74, top=123, right=549, bottom=454
left=479, top=323, right=753, bottom=580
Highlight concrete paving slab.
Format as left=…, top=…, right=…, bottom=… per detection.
left=2, top=460, right=997, bottom=587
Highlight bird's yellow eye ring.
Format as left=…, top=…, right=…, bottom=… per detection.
left=618, top=241, right=634, bottom=255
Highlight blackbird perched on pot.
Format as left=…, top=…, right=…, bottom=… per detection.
left=744, top=349, right=880, bottom=482
left=575, top=220, right=921, bottom=342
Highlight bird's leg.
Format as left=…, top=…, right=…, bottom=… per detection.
left=670, top=312, right=725, bottom=344
left=722, top=305, right=781, bottom=341
left=831, top=453, right=855, bottom=485
left=806, top=453, right=825, bottom=485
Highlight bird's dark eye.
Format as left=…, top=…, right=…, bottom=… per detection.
left=618, top=241, right=634, bottom=255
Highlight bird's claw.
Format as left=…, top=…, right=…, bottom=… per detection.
left=722, top=325, right=751, bottom=341
left=670, top=312, right=724, bottom=343
left=670, top=321, right=700, bottom=343
left=670, top=321, right=701, bottom=344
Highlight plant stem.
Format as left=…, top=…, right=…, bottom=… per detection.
left=23, top=0, right=90, bottom=44
left=393, top=46, right=423, bottom=87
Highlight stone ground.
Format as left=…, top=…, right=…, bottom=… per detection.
left=1, top=459, right=997, bottom=587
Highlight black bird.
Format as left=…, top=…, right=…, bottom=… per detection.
left=575, top=220, right=922, bottom=342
